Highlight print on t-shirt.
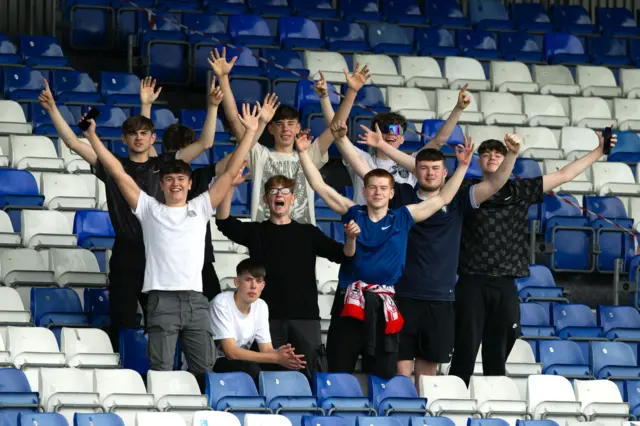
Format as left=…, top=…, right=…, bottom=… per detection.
left=258, top=156, right=309, bottom=222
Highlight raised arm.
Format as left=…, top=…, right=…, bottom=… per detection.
left=472, top=134, right=520, bottom=205
left=39, top=79, right=98, bottom=166
left=209, top=48, right=244, bottom=140
left=331, top=121, right=372, bottom=179
left=358, top=123, right=416, bottom=173
left=407, top=138, right=474, bottom=222
left=343, top=220, right=360, bottom=257
left=139, top=76, right=162, bottom=119
left=424, top=84, right=470, bottom=150
left=296, top=130, right=355, bottom=215
left=542, top=129, right=616, bottom=192
left=316, top=72, right=335, bottom=126
left=83, top=118, right=140, bottom=209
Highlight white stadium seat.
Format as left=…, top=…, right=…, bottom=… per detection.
left=560, top=127, right=602, bottom=161
left=523, top=94, right=571, bottom=128
left=0, top=144, right=9, bottom=168
left=136, top=413, right=186, bottom=426
left=95, top=369, right=156, bottom=426
left=0, top=331, right=13, bottom=366
left=490, top=61, right=539, bottom=94
left=353, top=54, right=404, bottom=87
left=244, top=414, right=292, bottom=426
left=147, top=371, right=208, bottom=424
left=470, top=376, right=527, bottom=426
left=49, top=248, right=107, bottom=287
left=480, top=92, right=527, bottom=126
left=591, top=162, right=640, bottom=196
left=620, top=69, right=640, bottom=98
left=444, top=57, right=490, bottom=91
left=576, top=66, right=622, bottom=98
left=21, top=210, right=77, bottom=249
left=527, top=375, right=584, bottom=422
left=316, top=256, right=339, bottom=295
left=573, top=379, right=629, bottom=422
left=58, top=138, right=91, bottom=174
left=0, top=210, right=21, bottom=247
left=435, top=89, right=483, bottom=124
left=386, top=87, right=436, bottom=121
left=318, top=294, right=332, bottom=334
left=613, top=99, right=640, bottom=131
left=9, top=135, right=64, bottom=172
left=543, top=160, right=594, bottom=194
left=570, top=97, right=617, bottom=128
left=213, top=252, right=249, bottom=291
left=39, top=367, right=101, bottom=425
left=532, top=65, right=581, bottom=96
left=5, top=326, right=66, bottom=369
left=398, top=56, right=448, bottom=89
left=41, top=173, right=96, bottom=210
left=210, top=221, right=233, bottom=252
left=466, top=126, right=514, bottom=149
left=515, top=126, right=564, bottom=160
left=303, top=51, right=349, bottom=84
left=0, top=100, right=32, bottom=135
left=419, top=376, right=479, bottom=426
left=192, top=411, right=241, bottom=426
left=0, top=287, right=31, bottom=325
left=61, top=328, right=119, bottom=368
left=96, top=180, right=108, bottom=210
left=0, top=248, right=56, bottom=288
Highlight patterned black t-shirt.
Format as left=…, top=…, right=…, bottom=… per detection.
left=459, top=176, right=544, bottom=277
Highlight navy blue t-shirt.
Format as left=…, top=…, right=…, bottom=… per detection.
left=338, top=204, right=415, bottom=289
left=390, top=183, right=477, bottom=301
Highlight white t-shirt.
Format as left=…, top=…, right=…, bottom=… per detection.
left=209, top=291, right=271, bottom=358
left=134, top=191, right=214, bottom=293
left=343, top=146, right=418, bottom=205
left=248, top=142, right=328, bottom=225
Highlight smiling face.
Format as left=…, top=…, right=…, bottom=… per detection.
left=477, top=140, right=508, bottom=174
left=268, top=106, right=301, bottom=151
left=363, top=171, right=395, bottom=209
left=160, top=173, right=192, bottom=205
left=372, top=112, right=408, bottom=151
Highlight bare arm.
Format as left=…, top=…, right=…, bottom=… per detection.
left=358, top=123, right=416, bottom=173
left=472, top=134, right=520, bottom=205
left=220, top=340, right=286, bottom=364
left=331, top=121, right=372, bottom=179
left=215, top=188, right=234, bottom=220
left=424, top=84, right=470, bottom=150
left=343, top=220, right=360, bottom=257
left=139, top=76, right=162, bottom=119
left=316, top=72, right=335, bottom=126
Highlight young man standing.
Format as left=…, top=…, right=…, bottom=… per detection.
left=215, top=172, right=359, bottom=381
left=209, top=48, right=368, bottom=224
left=39, top=76, right=220, bottom=350
left=296, top=126, right=474, bottom=378
left=210, top=258, right=308, bottom=383
left=336, top=121, right=520, bottom=385
left=81, top=103, right=262, bottom=388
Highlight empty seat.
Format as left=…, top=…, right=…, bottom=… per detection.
left=551, top=304, right=603, bottom=340
left=512, top=4, right=553, bottom=32
left=279, top=17, right=325, bottom=50
left=538, top=340, right=593, bottom=379
left=192, top=412, right=241, bottom=426
left=387, top=88, right=435, bottom=122
left=544, top=33, right=589, bottom=64
left=74, top=414, right=126, bottom=426
left=0, top=211, right=20, bottom=248
left=21, top=210, right=77, bottom=249
left=228, top=15, right=276, bottom=48
left=303, top=51, right=349, bottom=84
left=316, top=257, right=339, bottom=295
left=355, top=418, right=402, bottom=426
left=480, top=92, right=527, bottom=126
left=39, top=368, right=100, bottom=425
left=597, top=305, right=640, bottom=340
left=436, top=90, right=483, bottom=124
left=9, top=136, right=64, bottom=172
left=416, top=27, right=459, bottom=57
left=205, top=372, right=268, bottom=420
left=490, top=61, right=539, bottom=94
left=31, top=288, right=89, bottom=339
left=398, top=57, right=447, bottom=89
left=60, top=328, right=119, bottom=368
left=244, top=414, right=291, bottom=426
left=322, top=22, right=368, bottom=53
left=0, top=100, right=32, bottom=134
left=526, top=375, right=582, bottom=422
left=591, top=162, right=639, bottom=196
left=467, top=126, right=514, bottom=149
left=590, top=341, right=640, bottom=381
left=58, top=138, right=92, bottom=174
left=470, top=376, right=527, bottom=425
left=620, top=69, right=640, bottom=99
left=515, top=265, right=565, bottom=302
left=258, top=371, right=320, bottom=425
left=444, top=57, right=490, bottom=91
left=576, top=66, right=622, bottom=98
left=457, top=30, right=500, bottom=60
left=19, top=413, right=69, bottom=426
left=570, top=97, right=616, bottom=128
left=532, top=65, right=581, bottom=96
left=136, top=412, right=186, bottom=426
left=520, top=303, right=556, bottom=338
left=353, top=54, right=404, bottom=87
left=5, top=326, right=66, bottom=369
left=94, top=369, right=155, bottom=426
left=0, top=287, right=31, bottom=325
left=367, top=23, right=412, bottom=55
left=0, top=368, right=39, bottom=424
left=100, top=72, right=141, bottom=106
left=19, top=36, right=69, bottom=68
left=49, top=248, right=107, bottom=287
left=3, top=68, right=46, bottom=101
left=214, top=252, right=250, bottom=291
left=73, top=210, right=115, bottom=250
left=559, top=127, right=601, bottom=162
left=515, top=127, right=563, bottom=160
left=573, top=379, right=628, bottom=422
left=368, top=375, right=427, bottom=420
left=147, top=371, right=208, bottom=424
left=613, top=99, right=640, bottom=131
left=315, top=373, right=375, bottom=424
left=41, top=174, right=96, bottom=210
left=419, top=376, right=479, bottom=426
left=0, top=248, right=55, bottom=288
left=523, top=95, right=570, bottom=128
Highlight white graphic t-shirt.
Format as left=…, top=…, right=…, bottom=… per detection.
left=344, top=146, right=418, bottom=205
left=248, top=141, right=328, bottom=225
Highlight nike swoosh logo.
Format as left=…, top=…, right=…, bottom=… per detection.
left=382, top=225, right=391, bottom=230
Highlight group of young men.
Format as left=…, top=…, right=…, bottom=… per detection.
left=42, top=49, right=616, bottom=389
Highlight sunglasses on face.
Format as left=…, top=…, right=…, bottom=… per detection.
left=267, top=187, right=292, bottom=195
left=385, top=124, right=404, bottom=136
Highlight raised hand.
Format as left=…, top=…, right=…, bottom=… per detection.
left=314, top=71, right=328, bottom=98
left=504, top=133, right=521, bottom=154
left=330, top=120, right=348, bottom=140
left=80, top=112, right=97, bottom=137
left=231, top=162, right=249, bottom=186
left=344, top=220, right=360, bottom=240
left=457, top=83, right=471, bottom=110
left=208, top=47, right=237, bottom=78
left=236, top=103, right=263, bottom=133
left=258, top=93, right=280, bottom=124
left=295, top=129, right=312, bottom=153
left=208, top=76, right=224, bottom=107
left=456, top=135, right=474, bottom=166
left=140, top=76, right=162, bottom=106
left=344, top=62, right=371, bottom=92
left=357, top=123, right=384, bottom=148
left=38, top=78, right=56, bottom=111
left=595, top=125, right=618, bottom=154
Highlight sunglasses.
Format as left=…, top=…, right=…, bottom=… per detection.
left=385, top=124, right=404, bottom=136
left=267, top=187, right=293, bottom=195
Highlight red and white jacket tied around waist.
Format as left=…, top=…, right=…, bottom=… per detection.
left=341, top=281, right=404, bottom=335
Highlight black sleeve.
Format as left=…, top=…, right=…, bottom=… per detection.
left=312, top=225, right=347, bottom=264
left=162, top=151, right=178, bottom=162
left=91, top=162, right=107, bottom=182
left=455, top=184, right=474, bottom=214
left=216, top=216, right=254, bottom=247
left=389, top=182, right=415, bottom=209
left=520, top=176, right=545, bottom=205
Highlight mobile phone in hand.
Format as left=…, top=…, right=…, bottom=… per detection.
left=78, top=108, right=101, bottom=132
left=603, top=126, right=613, bottom=155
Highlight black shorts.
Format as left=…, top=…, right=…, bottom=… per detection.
left=396, top=297, right=454, bottom=363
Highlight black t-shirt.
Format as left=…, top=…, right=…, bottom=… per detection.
left=459, top=177, right=544, bottom=277
left=390, top=182, right=475, bottom=301
left=187, top=165, right=216, bottom=263
left=216, top=217, right=346, bottom=320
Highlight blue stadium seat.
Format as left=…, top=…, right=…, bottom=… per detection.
left=468, top=420, right=510, bottom=426
left=291, top=0, right=337, bottom=19
left=146, top=108, right=176, bottom=133
left=100, top=72, right=141, bottom=106
left=206, top=0, right=248, bottom=14
left=416, top=28, right=459, bottom=57
left=64, top=0, right=113, bottom=50
left=74, top=413, right=125, bottom=426
left=248, top=0, right=292, bottom=16
left=513, top=159, right=542, bottom=179
left=212, top=144, right=236, bottom=164
left=229, top=15, right=277, bottom=48
left=18, top=36, right=69, bottom=68
left=551, top=303, right=604, bottom=340
left=183, top=13, right=229, bottom=43
left=410, top=419, right=455, bottom=426
left=259, top=371, right=322, bottom=425
left=597, top=305, right=640, bottom=341
left=421, top=119, right=464, bottom=148
left=543, top=33, right=589, bottom=64
left=608, top=131, right=640, bottom=162
left=499, top=32, right=543, bottom=63
left=231, top=181, right=251, bottom=215
left=206, top=372, right=269, bottom=422
left=296, top=80, right=340, bottom=127
left=315, top=373, right=375, bottom=425
left=341, top=0, right=382, bottom=23
left=18, top=413, right=67, bottom=426
left=538, top=340, right=593, bottom=380
left=424, top=0, right=469, bottom=28
left=140, top=28, right=189, bottom=85
left=515, top=265, right=565, bottom=302
left=596, top=8, right=640, bottom=37
left=400, top=122, right=422, bottom=153
left=73, top=210, right=115, bottom=250
left=380, top=0, right=425, bottom=26
left=468, top=0, right=515, bottom=31
left=50, top=70, right=101, bottom=104
left=520, top=302, right=556, bottom=338
left=624, top=380, right=640, bottom=418
left=303, top=417, right=348, bottom=426
left=511, top=4, right=553, bottom=33
left=323, top=22, right=368, bottom=52
left=0, top=34, right=21, bottom=65
left=110, top=0, right=154, bottom=49
left=279, top=17, right=325, bottom=49
left=261, top=49, right=309, bottom=79
left=230, top=78, right=268, bottom=114
left=0, top=169, right=45, bottom=232
left=156, top=0, right=201, bottom=12
left=0, top=414, right=12, bottom=426
left=92, top=105, right=128, bottom=140
left=590, top=341, right=640, bottom=385
left=31, top=103, right=79, bottom=137
left=317, top=221, right=332, bottom=239
left=551, top=5, right=597, bottom=35
left=588, top=37, right=630, bottom=67
left=368, top=375, right=427, bottom=425
left=347, top=85, right=389, bottom=116
left=455, top=153, right=482, bottom=179
left=367, top=23, right=412, bottom=55
left=119, top=328, right=151, bottom=375
left=0, top=369, right=38, bottom=426
left=331, top=222, right=345, bottom=243
left=31, top=288, right=90, bottom=344
left=457, top=30, right=500, bottom=60
left=356, top=418, right=402, bottom=426
left=84, top=288, right=110, bottom=327
left=3, top=68, right=46, bottom=102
